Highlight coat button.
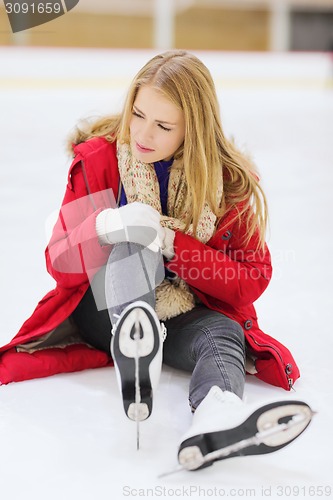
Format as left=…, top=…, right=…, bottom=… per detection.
left=244, top=319, right=252, bottom=330
left=221, top=230, right=232, bottom=240
left=285, top=363, right=293, bottom=375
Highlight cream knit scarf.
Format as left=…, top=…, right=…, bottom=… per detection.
left=117, top=142, right=221, bottom=320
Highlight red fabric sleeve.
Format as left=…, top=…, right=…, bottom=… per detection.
left=45, top=155, right=115, bottom=288
left=166, top=220, right=272, bottom=308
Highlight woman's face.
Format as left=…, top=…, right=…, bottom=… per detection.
left=129, top=85, right=185, bottom=163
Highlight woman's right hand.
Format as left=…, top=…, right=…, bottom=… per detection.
left=96, top=202, right=165, bottom=252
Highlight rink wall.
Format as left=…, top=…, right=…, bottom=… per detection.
left=0, top=5, right=271, bottom=50
left=0, top=47, right=332, bottom=91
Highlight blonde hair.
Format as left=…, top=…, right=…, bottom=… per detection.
left=69, top=50, right=268, bottom=249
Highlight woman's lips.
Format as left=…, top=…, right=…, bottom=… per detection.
left=135, top=142, right=155, bottom=153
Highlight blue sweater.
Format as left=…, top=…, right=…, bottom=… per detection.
left=119, top=158, right=174, bottom=214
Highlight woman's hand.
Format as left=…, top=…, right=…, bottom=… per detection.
left=162, top=227, right=176, bottom=260
left=96, top=202, right=165, bottom=252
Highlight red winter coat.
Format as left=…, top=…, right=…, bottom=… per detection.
left=0, top=138, right=300, bottom=390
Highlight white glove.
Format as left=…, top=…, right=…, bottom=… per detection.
left=96, top=202, right=164, bottom=252
left=162, top=227, right=175, bottom=260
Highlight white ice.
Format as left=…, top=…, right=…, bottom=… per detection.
left=0, top=47, right=332, bottom=500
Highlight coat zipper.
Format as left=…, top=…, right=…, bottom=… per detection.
left=247, top=334, right=294, bottom=390
left=116, top=178, right=122, bottom=206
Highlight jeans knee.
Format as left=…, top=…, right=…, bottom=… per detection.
left=206, top=315, right=245, bottom=352
left=108, top=241, right=144, bottom=260
left=229, top=321, right=245, bottom=351
left=229, top=318, right=244, bottom=339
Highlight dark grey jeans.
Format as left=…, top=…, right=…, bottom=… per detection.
left=72, top=242, right=246, bottom=409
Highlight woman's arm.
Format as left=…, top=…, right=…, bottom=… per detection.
left=45, top=155, right=115, bottom=288
left=166, top=217, right=272, bottom=308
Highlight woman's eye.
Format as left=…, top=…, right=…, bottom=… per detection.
left=132, top=111, right=171, bottom=132
left=158, top=124, right=171, bottom=132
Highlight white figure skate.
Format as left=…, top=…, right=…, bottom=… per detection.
left=111, top=300, right=166, bottom=448
left=177, top=386, right=314, bottom=472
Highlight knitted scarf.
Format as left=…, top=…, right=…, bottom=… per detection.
left=117, top=142, right=221, bottom=320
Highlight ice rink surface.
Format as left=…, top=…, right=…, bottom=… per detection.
left=0, top=47, right=333, bottom=499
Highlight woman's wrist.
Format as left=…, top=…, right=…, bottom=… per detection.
left=95, top=208, right=123, bottom=245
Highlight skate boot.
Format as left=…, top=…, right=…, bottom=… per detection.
left=178, top=386, right=314, bottom=471
left=111, top=300, right=166, bottom=423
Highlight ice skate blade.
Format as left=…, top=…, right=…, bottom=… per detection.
left=111, top=301, right=161, bottom=422
left=127, top=402, right=149, bottom=421
left=178, top=446, right=205, bottom=471
left=256, top=403, right=313, bottom=447
left=178, top=401, right=314, bottom=471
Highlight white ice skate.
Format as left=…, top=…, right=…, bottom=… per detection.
left=176, top=386, right=314, bottom=472
left=110, top=300, right=166, bottom=448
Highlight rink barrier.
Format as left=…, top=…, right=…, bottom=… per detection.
left=0, top=76, right=332, bottom=89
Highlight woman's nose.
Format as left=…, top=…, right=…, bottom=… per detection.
left=140, top=122, right=154, bottom=142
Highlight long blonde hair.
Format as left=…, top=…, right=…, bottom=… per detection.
left=69, top=50, right=268, bottom=248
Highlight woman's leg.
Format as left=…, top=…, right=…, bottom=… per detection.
left=71, top=242, right=164, bottom=355
left=172, top=309, right=313, bottom=471
left=163, top=305, right=246, bottom=410
left=71, top=264, right=112, bottom=354
left=104, top=242, right=164, bottom=322
left=105, top=242, right=165, bottom=422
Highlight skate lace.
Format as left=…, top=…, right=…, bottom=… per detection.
left=111, top=313, right=121, bottom=336
left=161, top=322, right=167, bottom=342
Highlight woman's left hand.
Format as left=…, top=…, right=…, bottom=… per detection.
left=161, top=227, right=175, bottom=260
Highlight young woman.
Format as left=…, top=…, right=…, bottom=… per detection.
left=0, top=50, right=313, bottom=471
